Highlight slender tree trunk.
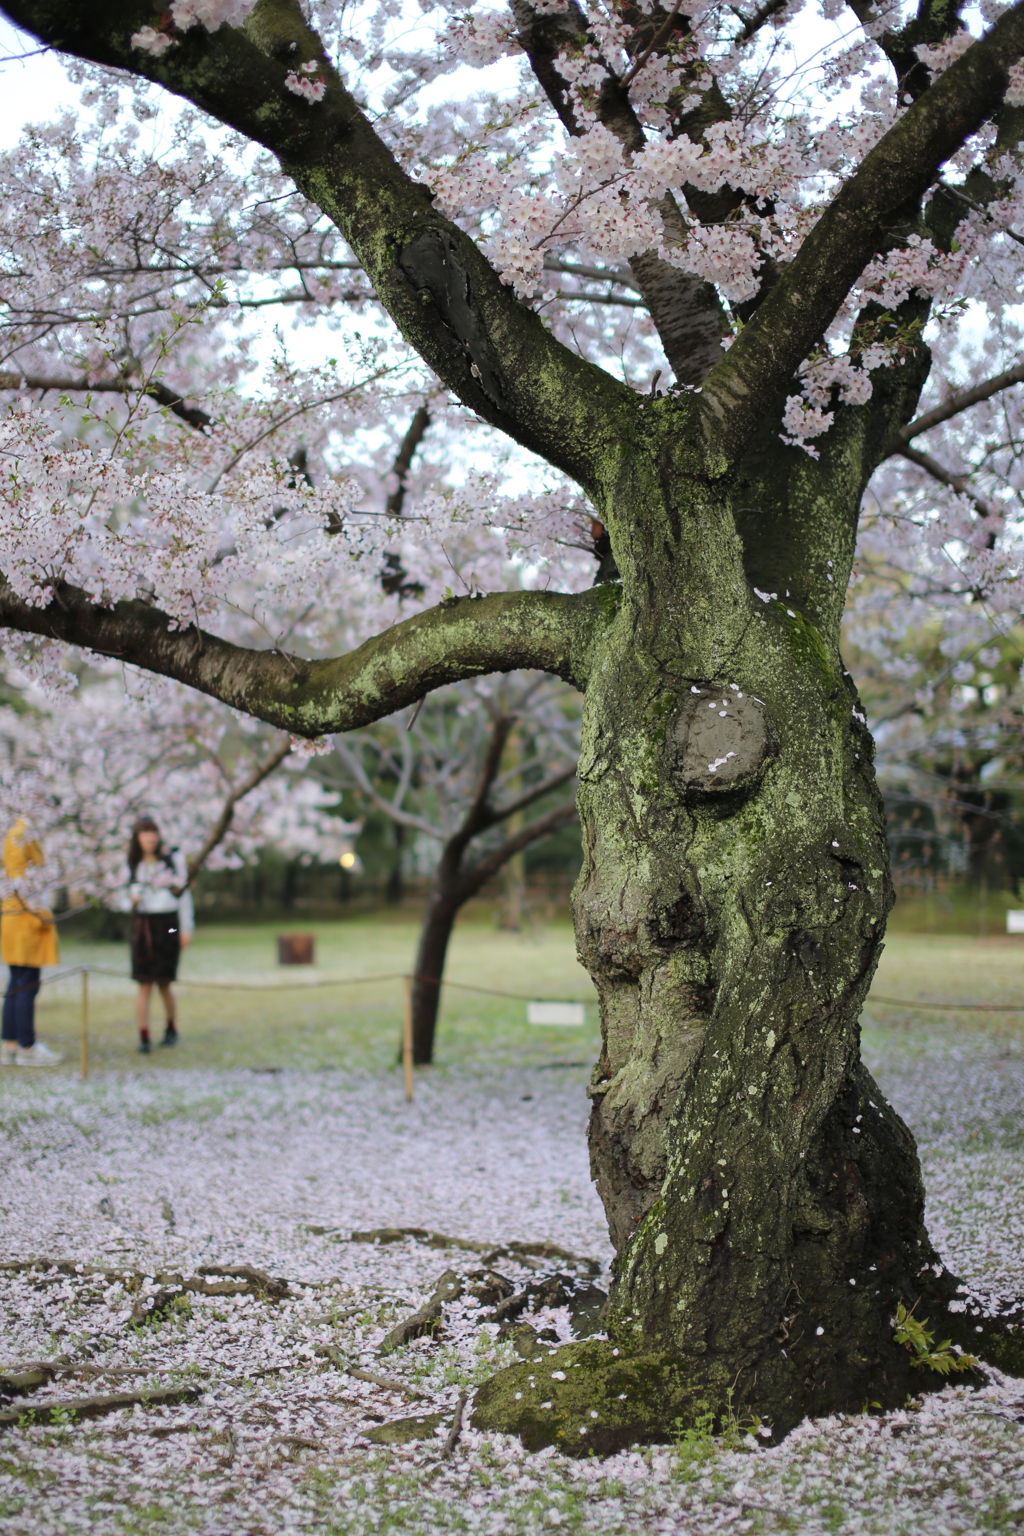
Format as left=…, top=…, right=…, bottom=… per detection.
left=499, top=847, right=526, bottom=931
left=408, top=796, right=578, bottom=1063
left=498, top=728, right=525, bottom=931
left=386, top=823, right=405, bottom=905
left=410, top=887, right=459, bottom=1065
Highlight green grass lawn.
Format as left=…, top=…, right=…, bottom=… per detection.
left=865, top=932, right=1024, bottom=1052
left=29, top=913, right=1024, bottom=1077
left=33, top=911, right=601, bottom=1075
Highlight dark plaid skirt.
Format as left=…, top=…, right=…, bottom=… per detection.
left=131, top=912, right=181, bottom=984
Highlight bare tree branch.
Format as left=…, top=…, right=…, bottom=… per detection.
left=0, top=370, right=212, bottom=432
left=0, top=576, right=605, bottom=735
left=889, top=361, right=1024, bottom=447
left=451, top=798, right=578, bottom=904
left=891, top=441, right=1001, bottom=524
left=480, top=763, right=578, bottom=831
left=183, top=734, right=292, bottom=886
left=330, top=735, right=442, bottom=838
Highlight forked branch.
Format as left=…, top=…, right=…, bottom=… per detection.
left=889, top=362, right=1024, bottom=447
left=699, top=2, right=1024, bottom=469
left=0, top=0, right=633, bottom=495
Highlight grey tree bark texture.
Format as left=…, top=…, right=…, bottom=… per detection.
left=4, top=0, right=1024, bottom=1450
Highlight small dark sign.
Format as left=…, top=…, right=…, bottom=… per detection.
left=278, top=933, right=315, bottom=966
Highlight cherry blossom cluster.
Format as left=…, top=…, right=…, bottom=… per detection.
left=0, top=668, right=351, bottom=909
left=284, top=63, right=328, bottom=102
left=132, top=0, right=258, bottom=56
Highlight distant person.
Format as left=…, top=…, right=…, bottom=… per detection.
left=126, top=817, right=193, bottom=1053
left=0, top=818, right=62, bottom=1066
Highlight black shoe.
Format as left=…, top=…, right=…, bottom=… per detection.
left=138, top=1036, right=151, bottom=1055
left=160, top=1022, right=178, bottom=1048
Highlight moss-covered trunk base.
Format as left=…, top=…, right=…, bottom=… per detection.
left=471, top=1046, right=1007, bottom=1455
left=471, top=1288, right=1024, bottom=1457
left=469, top=1333, right=950, bottom=1456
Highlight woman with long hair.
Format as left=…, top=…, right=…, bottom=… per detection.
left=126, top=817, right=193, bottom=1054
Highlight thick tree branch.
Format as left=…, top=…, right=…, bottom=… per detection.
left=184, top=735, right=292, bottom=885
left=0, top=577, right=607, bottom=735
left=0, top=0, right=633, bottom=496
left=846, top=0, right=967, bottom=101
left=0, top=370, right=212, bottom=432
left=888, top=361, right=1024, bottom=447
left=697, top=3, right=1024, bottom=470
left=733, top=0, right=789, bottom=46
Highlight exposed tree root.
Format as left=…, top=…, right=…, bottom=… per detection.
left=442, top=1391, right=468, bottom=1459
left=0, top=1383, right=201, bottom=1430
left=363, top=1411, right=446, bottom=1445
left=380, top=1269, right=464, bottom=1350
left=316, top=1344, right=428, bottom=1402
left=0, top=1259, right=288, bottom=1302
left=337, top=1228, right=601, bottom=1275
left=0, top=1362, right=143, bottom=1400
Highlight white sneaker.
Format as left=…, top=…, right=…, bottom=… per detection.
left=0, top=1042, right=15, bottom=1066
left=16, top=1042, right=63, bottom=1067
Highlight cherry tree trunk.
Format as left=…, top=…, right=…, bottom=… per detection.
left=410, top=891, right=459, bottom=1065
left=574, top=596, right=933, bottom=1429
left=474, top=425, right=968, bottom=1449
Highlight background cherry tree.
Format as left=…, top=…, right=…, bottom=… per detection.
left=0, top=661, right=353, bottom=912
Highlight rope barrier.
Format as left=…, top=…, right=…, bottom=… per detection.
left=30, top=964, right=595, bottom=1094
left=25, top=964, right=1022, bottom=1091
left=869, top=994, right=1024, bottom=1013
left=37, top=968, right=1021, bottom=1011
left=34, top=965, right=595, bottom=1003
left=34, top=965, right=1023, bottom=1011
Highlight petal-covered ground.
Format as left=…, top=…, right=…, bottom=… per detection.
left=1, top=927, right=1024, bottom=1533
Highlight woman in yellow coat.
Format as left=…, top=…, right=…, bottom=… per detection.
left=0, top=819, right=62, bottom=1066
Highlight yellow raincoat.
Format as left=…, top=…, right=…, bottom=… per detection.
left=1, top=820, right=58, bottom=967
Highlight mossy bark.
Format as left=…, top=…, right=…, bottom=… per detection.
left=477, top=389, right=973, bottom=1446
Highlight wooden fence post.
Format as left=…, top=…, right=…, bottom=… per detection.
left=402, top=976, right=414, bottom=1102
left=80, top=969, right=88, bottom=1081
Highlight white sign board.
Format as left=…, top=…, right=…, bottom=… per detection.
left=1007, top=911, right=1024, bottom=934
left=527, top=1001, right=586, bottom=1027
